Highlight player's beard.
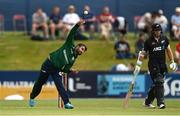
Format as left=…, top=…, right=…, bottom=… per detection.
left=75, top=49, right=82, bottom=55
left=77, top=50, right=82, bottom=55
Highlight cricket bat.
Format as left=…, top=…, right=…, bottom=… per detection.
left=123, top=73, right=138, bottom=108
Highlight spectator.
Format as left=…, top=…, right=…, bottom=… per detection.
left=111, top=63, right=129, bottom=71
left=49, top=6, right=63, bottom=39
left=98, top=6, right=114, bottom=40
left=32, top=8, right=49, bottom=39
left=135, top=33, right=145, bottom=56
left=127, top=63, right=135, bottom=71
left=111, top=63, right=135, bottom=72
left=62, top=5, right=88, bottom=40
left=114, top=35, right=132, bottom=59
left=175, top=42, right=180, bottom=60
left=80, top=5, right=96, bottom=32
left=62, top=5, right=80, bottom=38
left=113, top=16, right=128, bottom=36
left=137, top=12, right=152, bottom=34
left=153, top=10, right=168, bottom=32
left=171, top=7, right=180, bottom=40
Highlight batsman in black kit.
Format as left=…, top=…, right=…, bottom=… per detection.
left=134, top=24, right=178, bottom=109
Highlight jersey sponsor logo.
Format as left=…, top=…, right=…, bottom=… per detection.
left=153, top=46, right=162, bottom=51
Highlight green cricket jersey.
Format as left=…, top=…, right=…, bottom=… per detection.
left=49, top=24, right=79, bottom=73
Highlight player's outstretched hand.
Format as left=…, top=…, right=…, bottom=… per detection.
left=77, top=19, right=85, bottom=26
left=169, top=62, right=178, bottom=72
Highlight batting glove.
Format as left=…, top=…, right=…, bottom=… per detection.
left=169, top=61, right=178, bottom=72
left=134, top=51, right=144, bottom=76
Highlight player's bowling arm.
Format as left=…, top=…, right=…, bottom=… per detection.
left=66, top=20, right=85, bottom=43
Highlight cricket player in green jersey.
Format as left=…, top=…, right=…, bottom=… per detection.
left=29, top=20, right=87, bottom=109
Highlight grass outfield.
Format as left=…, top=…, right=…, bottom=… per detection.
left=0, top=99, right=180, bottom=116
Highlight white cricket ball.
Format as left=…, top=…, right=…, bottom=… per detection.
left=170, top=63, right=173, bottom=69
left=84, top=10, right=88, bottom=15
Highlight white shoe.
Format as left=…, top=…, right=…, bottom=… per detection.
left=64, top=102, right=74, bottom=109
left=159, top=104, right=166, bottom=109
left=143, top=102, right=156, bottom=109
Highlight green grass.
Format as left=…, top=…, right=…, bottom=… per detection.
left=0, top=99, right=180, bottom=115
left=0, top=32, right=178, bottom=71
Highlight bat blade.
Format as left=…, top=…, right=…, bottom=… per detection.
left=123, top=83, right=135, bottom=108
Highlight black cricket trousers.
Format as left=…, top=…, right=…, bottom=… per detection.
left=145, top=62, right=167, bottom=106
left=30, top=58, right=69, bottom=104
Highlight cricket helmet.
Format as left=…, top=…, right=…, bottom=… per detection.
left=151, top=23, right=162, bottom=32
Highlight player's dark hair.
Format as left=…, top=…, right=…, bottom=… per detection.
left=76, top=43, right=87, bottom=51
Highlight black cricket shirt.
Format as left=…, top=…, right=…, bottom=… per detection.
left=143, top=35, right=169, bottom=64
